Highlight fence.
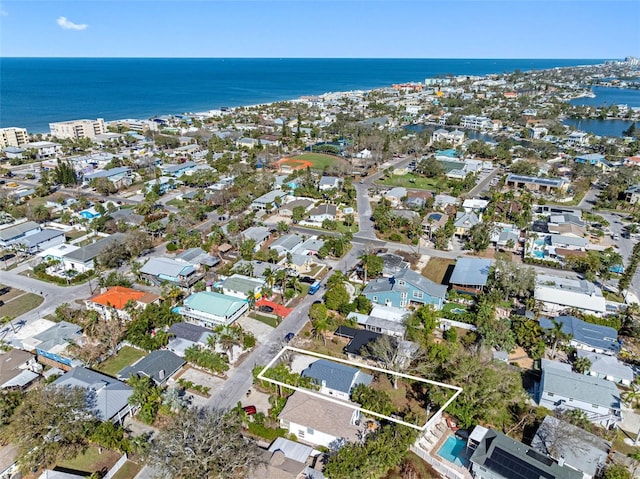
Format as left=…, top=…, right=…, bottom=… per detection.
left=103, top=454, right=128, bottom=479
left=410, top=445, right=471, bottom=479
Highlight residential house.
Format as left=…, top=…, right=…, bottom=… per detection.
left=302, top=359, right=373, bottom=401
left=270, top=234, right=304, bottom=256
left=318, top=176, right=342, bottom=191
left=160, top=161, right=197, bottom=177
left=534, top=274, right=607, bottom=317
left=220, top=274, right=265, bottom=300
left=362, top=268, right=447, bottom=309
left=576, top=350, right=634, bottom=386
left=143, top=176, right=179, bottom=195
left=86, top=286, right=161, bottom=321
left=348, top=305, right=409, bottom=337
left=62, top=233, right=126, bottom=273
left=462, top=198, right=489, bottom=213
left=449, top=257, right=492, bottom=295
left=421, top=212, right=449, bottom=238
left=624, top=184, right=640, bottom=204
left=335, top=326, right=383, bottom=361
left=22, top=321, right=82, bottom=370
left=278, top=391, right=362, bottom=448
left=278, top=198, right=314, bottom=218
left=378, top=253, right=409, bottom=278
left=0, top=349, right=39, bottom=390
left=308, top=205, right=337, bottom=223
left=241, top=226, right=271, bottom=251
left=0, top=221, right=41, bottom=248
left=567, top=131, right=589, bottom=147
left=467, top=426, right=582, bottom=479
left=575, top=154, right=612, bottom=172
left=432, top=128, right=465, bottom=145
left=118, top=350, right=185, bottom=385
left=175, top=247, right=220, bottom=269
left=433, top=194, right=458, bottom=210
left=178, top=291, right=248, bottom=327
left=531, top=416, right=609, bottom=479
left=53, top=367, right=133, bottom=424
left=505, top=174, right=568, bottom=194
left=453, top=211, right=481, bottom=237
left=16, top=229, right=65, bottom=254
left=384, top=187, right=407, bottom=207
left=537, top=360, right=621, bottom=428
left=539, top=315, right=620, bottom=356
left=251, top=190, right=286, bottom=211
left=296, top=237, right=325, bottom=256
left=22, top=141, right=61, bottom=159
left=167, top=322, right=215, bottom=357
left=83, top=166, right=133, bottom=189
left=140, top=257, right=202, bottom=288
left=255, top=437, right=324, bottom=479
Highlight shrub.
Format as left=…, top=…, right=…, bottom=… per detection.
left=166, top=242, right=178, bottom=252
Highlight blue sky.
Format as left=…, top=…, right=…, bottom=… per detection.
left=0, top=1, right=638, bottom=58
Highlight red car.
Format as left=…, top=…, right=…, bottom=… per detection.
left=242, top=405, right=257, bottom=415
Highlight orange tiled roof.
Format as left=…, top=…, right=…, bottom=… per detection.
left=89, top=286, right=157, bottom=310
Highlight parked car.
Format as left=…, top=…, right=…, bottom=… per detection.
left=300, top=276, right=315, bottom=284
left=284, top=332, right=295, bottom=343
left=0, top=300, right=4, bottom=307
left=242, top=405, right=257, bottom=415
left=258, top=305, right=274, bottom=313
left=0, top=287, right=10, bottom=296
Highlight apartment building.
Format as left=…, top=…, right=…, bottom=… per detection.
left=49, top=118, right=106, bottom=140
left=0, top=127, right=29, bottom=148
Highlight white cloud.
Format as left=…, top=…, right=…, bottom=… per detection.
left=56, top=16, right=88, bottom=31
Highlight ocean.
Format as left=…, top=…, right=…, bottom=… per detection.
left=1, top=58, right=605, bottom=132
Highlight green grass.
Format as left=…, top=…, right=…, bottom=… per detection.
left=421, top=257, right=455, bottom=284
left=249, top=313, right=278, bottom=328
left=65, top=229, right=86, bottom=240
left=57, top=446, right=122, bottom=474
left=166, top=198, right=185, bottom=207
left=377, top=173, right=446, bottom=191
left=110, top=460, right=143, bottom=479
left=247, top=422, right=288, bottom=441
left=97, top=346, right=146, bottom=377
left=0, top=293, right=43, bottom=319
left=290, top=152, right=340, bottom=170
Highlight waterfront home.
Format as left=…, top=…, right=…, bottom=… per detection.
left=178, top=291, right=248, bottom=327
left=536, top=360, right=621, bottom=428
left=534, top=274, right=607, bottom=317
left=449, top=257, right=492, bottom=295
left=468, top=426, right=582, bottom=479
left=302, top=359, right=373, bottom=401
left=278, top=391, right=362, bottom=448
left=53, top=367, right=133, bottom=424
left=539, top=315, right=620, bottom=356
left=362, top=267, right=447, bottom=310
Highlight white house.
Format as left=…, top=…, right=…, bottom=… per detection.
left=534, top=274, right=607, bottom=317
left=301, top=359, right=372, bottom=401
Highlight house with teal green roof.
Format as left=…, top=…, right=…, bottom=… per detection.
left=178, top=291, right=248, bottom=328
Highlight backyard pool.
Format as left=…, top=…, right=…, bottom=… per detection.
left=450, top=308, right=466, bottom=314
left=534, top=239, right=546, bottom=246
left=533, top=250, right=546, bottom=259
left=437, top=436, right=470, bottom=467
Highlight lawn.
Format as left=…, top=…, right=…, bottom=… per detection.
left=443, top=303, right=468, bottom=314
left=290, top=152, right=341, bottom=170
left=0, top=292, right=43, bottom=319
left=57, top=447, right=122, bottom=475
left=97, top=346, right=146, bottom=377
left=65, top=229, right=86, bottom=241
left=110, top=460, right=143, bottom=479
left=377, top=173, right=445, bottom=191
left=250, top=313, right=278, bottom=328
left=422, top=257, right=456, bottom=285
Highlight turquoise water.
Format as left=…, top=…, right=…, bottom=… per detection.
left=437, top=436, right=469, bottom=467
left=533, top=251, right=546, bottom=259
left=1, top=58, right=603, bottom=131
left=534, top=239, right=546, bottom=246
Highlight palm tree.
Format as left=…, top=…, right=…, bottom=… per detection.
left=275, top=269, right=287, bottom=304
left=311, top=318, right=330, bottom=346
left=1, top=315, right=16, bottom=334
left=546, top=319, right=571, bottom=359
left=287, top=275, right=301, bottom=297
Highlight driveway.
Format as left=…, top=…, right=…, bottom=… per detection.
left=237, top=315, right=276, bottom=344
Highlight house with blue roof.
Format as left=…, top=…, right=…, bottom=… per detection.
left=575, top=153, right=613, bottom=172
left=83, top=166, right=133, bottom=189
left=539, top=315, right=620, bottom=356
left=178, top=291, right=248, bottom=328
left=302, top=359, right=373, bottom=401
left=159, top=161, right=197, bottom=178
left=22, top=321, right=82, bottom=369
left=449, top=257, right=493, bottom=295
left=362, top=268, right=447, bottom=310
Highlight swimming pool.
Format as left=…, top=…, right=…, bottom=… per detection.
left=534, top=239, right=546, bottom=246
left=437, top=436, right=469, bottom=467
left=450, top=308, right=466, bottom=314
left=533, top=250, right=546, bottom=259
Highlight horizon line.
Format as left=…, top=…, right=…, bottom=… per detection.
left=0, top=56, right=616, bottom=61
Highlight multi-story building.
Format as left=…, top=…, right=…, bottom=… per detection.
left=49, top=118, right=106, bottom=140
left=0, top=127, right=29, bottom=148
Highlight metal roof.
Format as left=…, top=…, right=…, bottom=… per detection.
left=140, top=257, right=196, bottom=278
left=449, top=257, right=492, bottom=287
left=302, top=359, right=372, bottom=394
left=539, top=315, right=619, bottom=353
left=0, top=221, right=40, bottom=241
left=20, top=229, right=65, bottom=247
left=182, top=291, right=247, bottom=317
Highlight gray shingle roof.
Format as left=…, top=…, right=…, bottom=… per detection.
left=539, top=315, right=620, bottom=353
left=140, top=257, right=196, bottom=278
left=0, top=221, right=40, bottom=241
left=20, top=229, right=65, bottom=247
left=302, top=359, right=372, bottom=394
left=64, top=233, right=126, bottom=262
left=53, top=366, right=133, bottom=421
left=168, top=322, right=213, bottom=343
left=395, top=268, right=448, bottom=299
left=541, top=362, right=621, bottom=410
left=270, top=234, right=303, bottom=252
left=118, top=350, right=185, bottom=384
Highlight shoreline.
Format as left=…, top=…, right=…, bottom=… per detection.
left=1, top=58, right=611, bottom=132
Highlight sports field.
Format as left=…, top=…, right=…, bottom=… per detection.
left=275, top=153, right=341, bottom=170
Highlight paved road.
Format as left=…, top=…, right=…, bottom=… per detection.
left=467, top=168, right=499, bottom=197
